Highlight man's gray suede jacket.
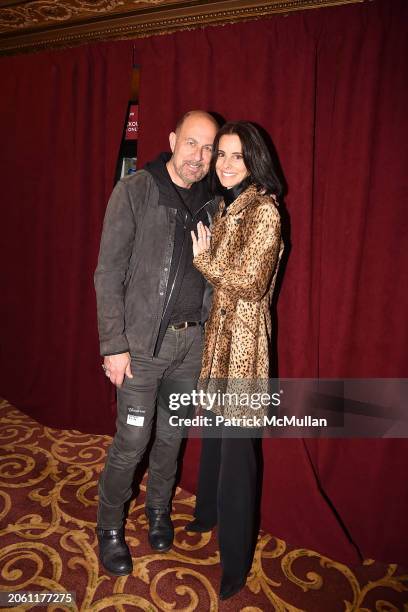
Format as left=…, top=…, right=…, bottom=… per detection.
left=94, top=167, right=214, bottom=357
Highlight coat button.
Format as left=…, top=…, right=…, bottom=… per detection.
left=236, top=218, right=242, bottom=224
left=220, top=308, right=226, bottom=315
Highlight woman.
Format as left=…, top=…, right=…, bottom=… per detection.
left=188, top=121, right=284, bottom=600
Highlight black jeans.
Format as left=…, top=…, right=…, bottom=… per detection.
left=97, top=324, right=203, bottom=529
left=193, top=430, right=261, bottom=581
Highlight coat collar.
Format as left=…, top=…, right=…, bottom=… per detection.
left=222, top=184, right=259, bottom=216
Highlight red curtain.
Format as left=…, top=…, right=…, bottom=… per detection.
left=0, top=0, right=407, bottom=565
left=0, top=41, right=133, bottom=431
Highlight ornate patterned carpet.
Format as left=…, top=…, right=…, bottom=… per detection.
left=0, top=398, right=407, bottom=611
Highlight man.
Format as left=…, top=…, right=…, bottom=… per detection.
left=94, top=110, right=218, bottom=576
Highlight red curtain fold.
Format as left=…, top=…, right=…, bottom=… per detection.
left=0, top=0, right=407, bottom=565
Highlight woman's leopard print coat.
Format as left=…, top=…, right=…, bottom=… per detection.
left=193, top=184, right=284, bottom=426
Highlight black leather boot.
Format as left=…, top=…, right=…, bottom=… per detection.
left=96, top=528, right=133, bottom=576
left=146, top=507, right=174, bottom=552
left=219, top=573, right=247, bottom=600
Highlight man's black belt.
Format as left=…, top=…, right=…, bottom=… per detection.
left=168, top=321, right=199, bottom=331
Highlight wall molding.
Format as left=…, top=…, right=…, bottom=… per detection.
left=0, top=0, right=365, bottom=56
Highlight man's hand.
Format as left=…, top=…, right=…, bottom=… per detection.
left=191, top=221, right=211, bottom=257
left=103, top=352, right=133, bottom=387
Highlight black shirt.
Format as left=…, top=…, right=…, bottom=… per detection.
left=168, top=185, right=205, bottom=324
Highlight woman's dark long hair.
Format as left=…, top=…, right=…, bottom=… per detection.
left=210, top=121, right=283, bottom=198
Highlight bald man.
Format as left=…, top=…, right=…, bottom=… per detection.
left=94, top=111, right=218, bottom=575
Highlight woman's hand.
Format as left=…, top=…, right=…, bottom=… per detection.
left=191, top=221, right=211, bottom=257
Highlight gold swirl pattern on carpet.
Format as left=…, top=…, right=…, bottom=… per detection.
left=0, top=398, right=407, bottom=611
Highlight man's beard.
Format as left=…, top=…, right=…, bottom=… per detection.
left=175, top=161, right=205, bottom=185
